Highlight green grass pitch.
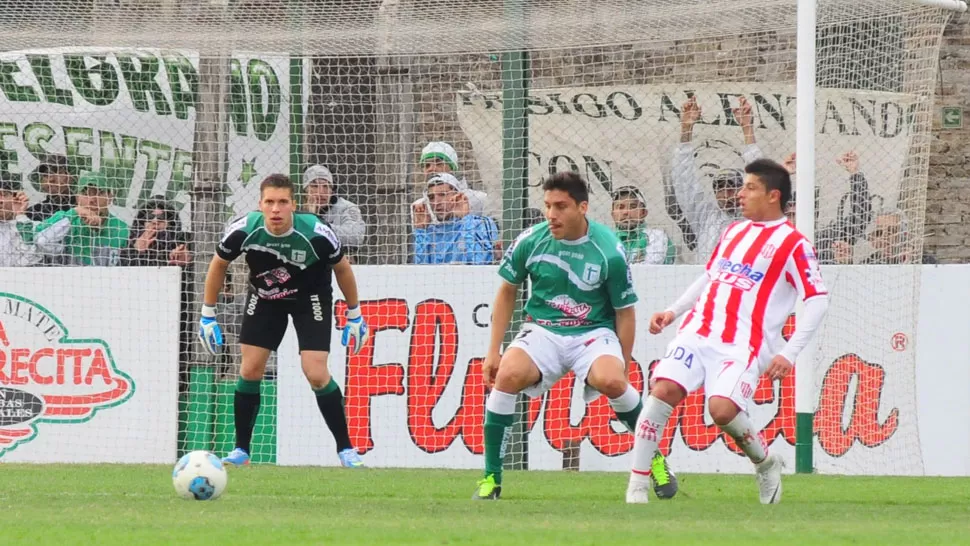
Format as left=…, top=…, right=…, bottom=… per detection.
left=1, top=465, right=968, bottom=545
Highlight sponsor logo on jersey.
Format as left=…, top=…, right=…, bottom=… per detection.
left=257, top=266, right=292, bottom=288
left=313, top=222, right=341, bottom=251
left=713, top=258, right=765, bottom=291
left=545, top=295, right=592, bottom=319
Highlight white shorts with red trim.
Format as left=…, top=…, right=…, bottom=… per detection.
left=507, top=324, right=625, bottom=402
left=652, top=333, right=762, bottom=411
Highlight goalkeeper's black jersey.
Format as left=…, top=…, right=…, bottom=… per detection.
left=217, top=211, right=343, bottom=301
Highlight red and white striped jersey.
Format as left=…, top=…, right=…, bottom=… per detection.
left=679, top=218, right=827, bottom=363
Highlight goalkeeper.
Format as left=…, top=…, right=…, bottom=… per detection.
left=198, top=174, right=370, bottom=468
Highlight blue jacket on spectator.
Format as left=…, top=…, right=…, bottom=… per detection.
left=414, top=214, right=498, bottom=264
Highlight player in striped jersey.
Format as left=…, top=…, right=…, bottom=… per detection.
left=626, top=159, right=830, bottom=505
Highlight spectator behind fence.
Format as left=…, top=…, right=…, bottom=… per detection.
left=862, top=208, right=937, bottom=264
left=413, top=173, right=498, bottom=264
left=783, top=151, right=873, bottom=265
left=670, top=96, right=762, bottom=262
left=122, top=198, right=191, bottom=267
left=0, top=174, right=40, bottom=267
left=302, top=164, right=366, bottom=251
left=34, top=171, right=129, bottom=266
left=411, top=141, right=489, bottom=223
left=123, top=197, right=193, bottom=388
left=25, top=154, right=75, bottom=223
left=611, top=185, right=676, bottom=264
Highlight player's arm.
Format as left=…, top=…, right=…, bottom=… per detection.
left=313, top=222, right=371, bottom=354
left=650, top=272, right=708, bottom=334
left=614, top=306, right=635, bottom=366
left=606, top=248, right=638, bottom=363
left=333, top=256, right=360, bottom=308
left=198, top=219, right=247, bottom=356
left=482, top=228, right=532, bottom=386
left=767, top=242, right=830, bottom=379
left=487, top=281, right=519, bottom=360
left=203, top=254, right=231, bottom=307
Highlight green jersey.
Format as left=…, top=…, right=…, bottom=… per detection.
left=615, top=225, right=676, bottom=265
left=499, top=220, right=637, bottom=335
left=35, top=209, right=129, bottom=266
left=217, top=211, right=343, bottom=300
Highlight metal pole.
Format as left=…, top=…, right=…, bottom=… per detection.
left=502, top=0, right=530, bottom=471
left=795, top=0, right=817, bottom=474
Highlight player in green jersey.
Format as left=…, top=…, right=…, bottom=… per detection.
left=473, top=171, right=677, bottom=500
left=197, top=174, right=371, bottom=468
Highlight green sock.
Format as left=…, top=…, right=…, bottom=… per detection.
left=484, top=410, right=514, bottom=484
left=615, top=399, right=643, bottom=435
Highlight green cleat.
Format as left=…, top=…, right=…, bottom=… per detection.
left=650, top=452, right=679, bottom=499
left=472, top=474, right=502, bottom=500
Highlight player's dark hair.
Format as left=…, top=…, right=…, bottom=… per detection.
left=260, top=173, right=294, bottom=197
left=744, top=159, right=791, bottom=210
left=541, top=171, right=589, bottom=205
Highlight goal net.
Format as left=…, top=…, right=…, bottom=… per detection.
left=0, top=0, right=959, bottom=475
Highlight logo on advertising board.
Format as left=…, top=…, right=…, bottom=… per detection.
left=0, top=293, right=134, bottom=457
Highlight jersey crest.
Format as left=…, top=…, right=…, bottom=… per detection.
left=582, top=263, right=601, bottom=285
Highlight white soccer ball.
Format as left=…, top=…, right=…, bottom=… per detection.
left=172, top=450, right=228, bottom=501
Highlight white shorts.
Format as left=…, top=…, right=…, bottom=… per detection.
left=652, top=333, right=762, bottom=411
left=507, top=324, right=625, bottom=402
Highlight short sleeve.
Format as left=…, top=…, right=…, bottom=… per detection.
left=498, top=227, right=533, bottom=285
left=311, top=221, right=343, bottom=265
left=607, top=242, right=638, bottom=309
left=786, top=239, right=827, bottom=300
left=216, top=216, right=248, bottom=261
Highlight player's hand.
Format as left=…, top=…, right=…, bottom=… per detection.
left=341, top=305, right=370, bottom=355
left=482, top=351, right=501, bottom=389
left=198, top=305, right=223, bottom=357
left=649, top=311, right=675, bottom=335
left=837, top=150, right=859, bottom=174
left=766, top=355, right=794, bottom=381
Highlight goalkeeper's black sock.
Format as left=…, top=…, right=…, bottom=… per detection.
left=233, top=378, right=262, bottom=453
left=314, top=378, right=353, bottom=452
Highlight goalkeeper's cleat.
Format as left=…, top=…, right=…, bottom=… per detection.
left=471, top=474, right=501, bottom=500
left=755, top=452, right=783, bottom=504
left=338, top=448, right=365, bottom=468
left=222, top=447, right=250, bottom=466
left=650, top=451, right=679, bottom=499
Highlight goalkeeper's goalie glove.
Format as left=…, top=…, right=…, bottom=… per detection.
left=341, top=305, right=370, bottom=355
left=198, top=304, right=224, bottom=356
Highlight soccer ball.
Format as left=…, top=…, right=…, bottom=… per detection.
left=172, top=450, right=228, bottom=500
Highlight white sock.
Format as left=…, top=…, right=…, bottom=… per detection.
left=608, top=384, right=641, bottom=413
left=629, top=396, right=674, bottom=483
left=485, top=389, right=517, bottom=415
left=720, top=412, right=768, bottom=464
